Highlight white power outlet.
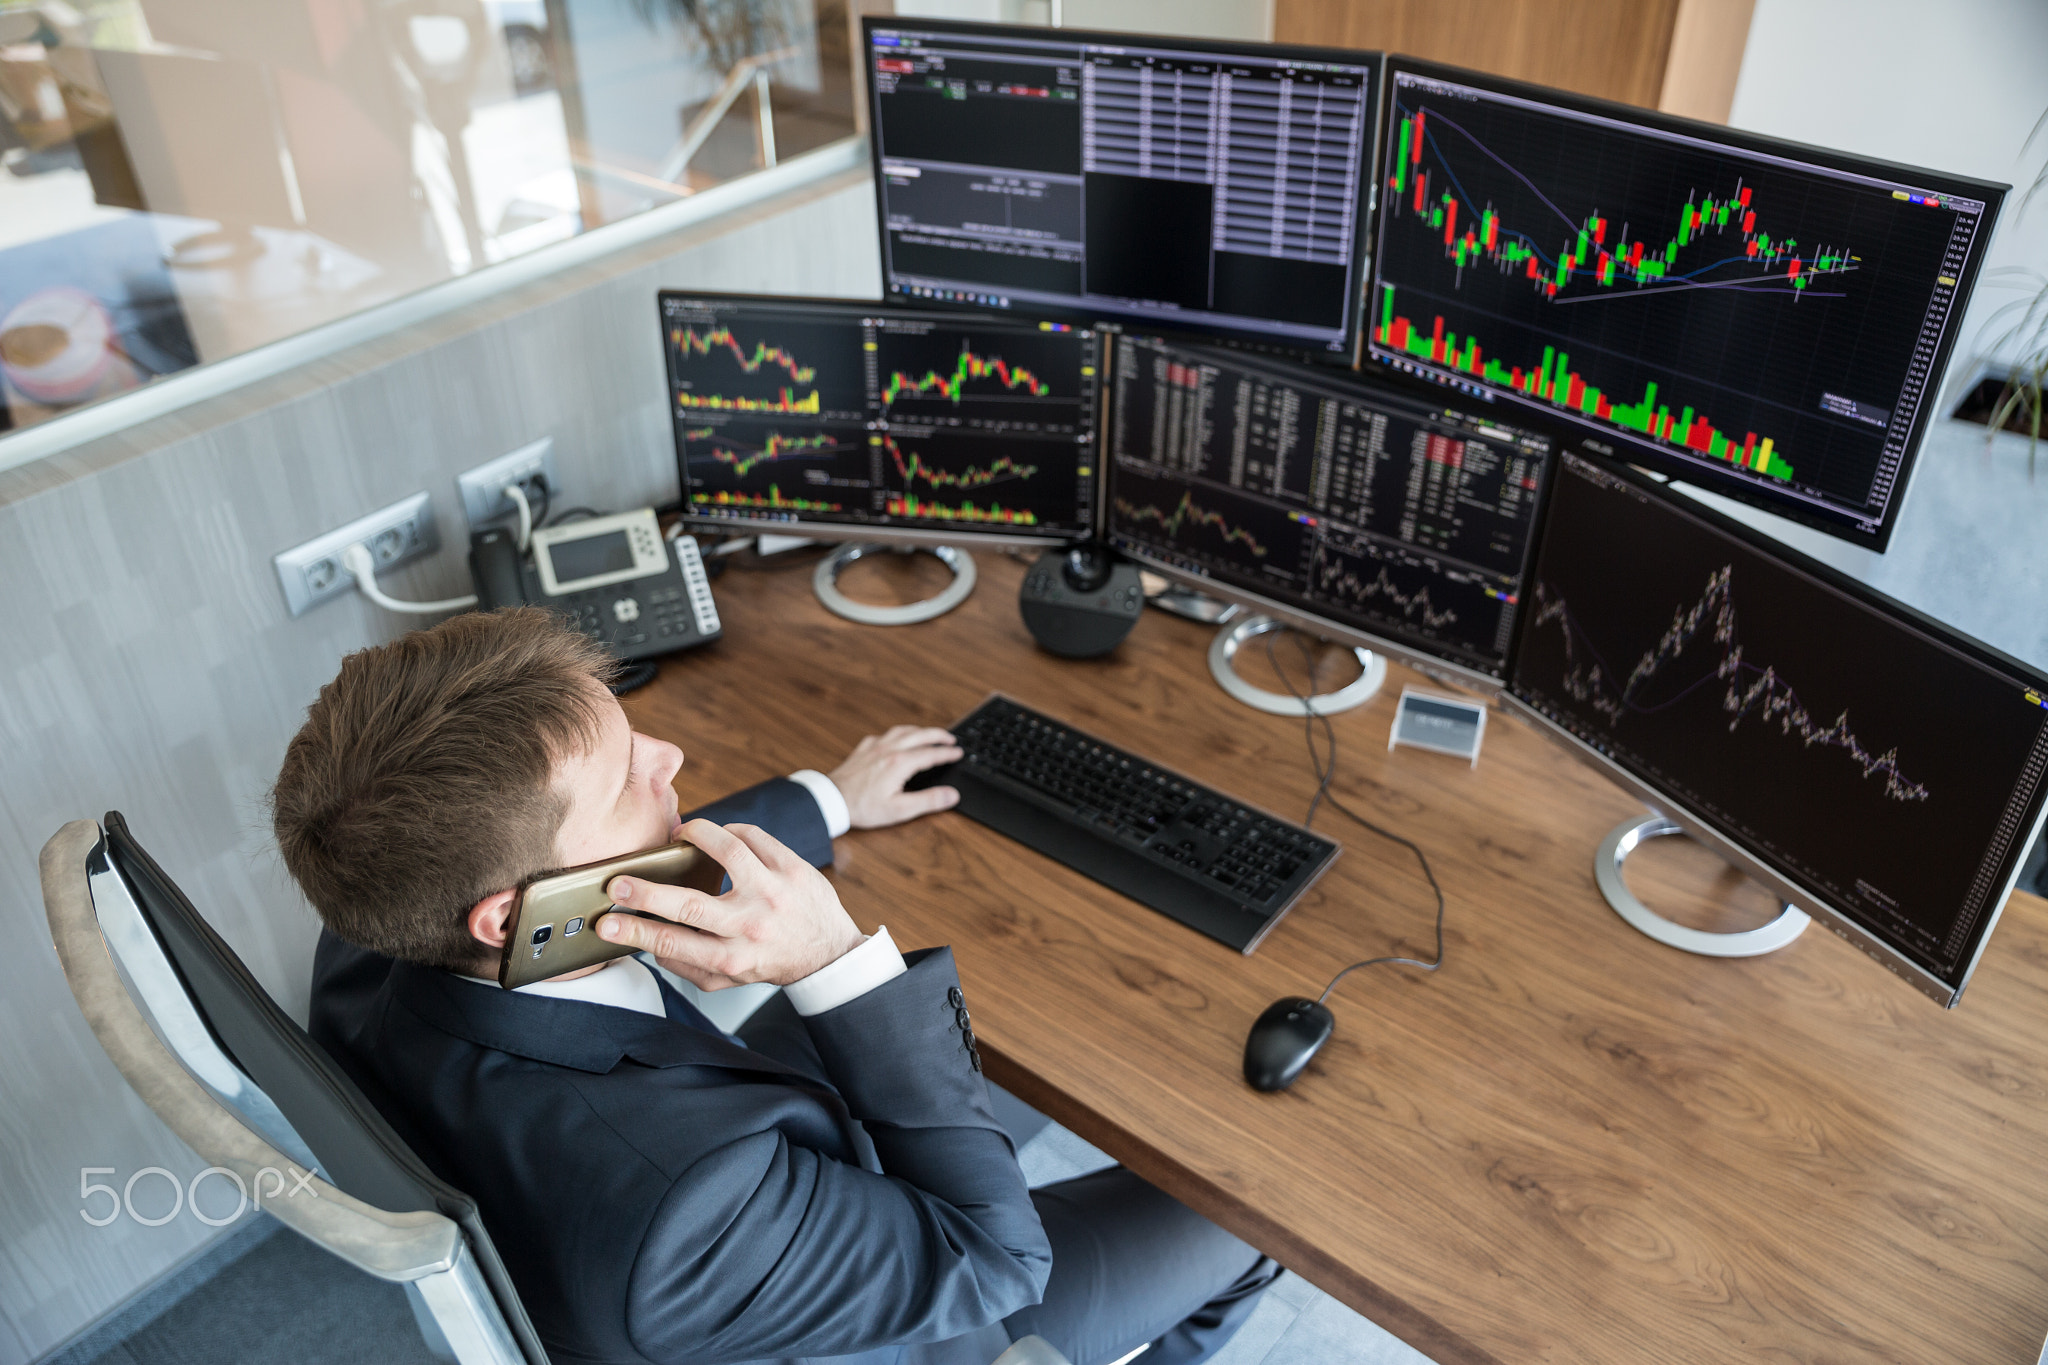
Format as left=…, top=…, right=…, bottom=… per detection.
left=458, top=438, right=561, bottom=528
left=274, top=491, right=442, bottom=617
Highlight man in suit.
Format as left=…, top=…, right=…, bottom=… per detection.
left=276, top=608, right=1277, bottom=1365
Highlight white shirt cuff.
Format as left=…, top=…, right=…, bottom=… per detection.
left=782, top=926, right=907, bottom=1016
left=786, top=769, right=851, bottom=839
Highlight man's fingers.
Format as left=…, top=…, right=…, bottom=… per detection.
left=877, top=726, right=955, bottom=752
left=679, top=817, right=769, bottom=886
left=720, top=821, right=806, bottom=875
left=593, top=906, right=710, bottom=959
left=885, top=784, right=961, bottom=820
left=890, top=744, right=965, bottom=779
left=603, top=875, right=729, bottom=932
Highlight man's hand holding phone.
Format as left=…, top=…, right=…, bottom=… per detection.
left=596, top=818, right=864, bottom=991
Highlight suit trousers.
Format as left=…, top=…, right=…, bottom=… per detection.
left=727, top=985, right=1274, bottom=1365
left=1006, top=1167, right=1280, bottom=1365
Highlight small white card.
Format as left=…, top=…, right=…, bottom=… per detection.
left=1389, top=687, right=1488, bottom=766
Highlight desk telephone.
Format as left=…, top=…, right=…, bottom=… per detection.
left=468, top=508, right=722, bottom=661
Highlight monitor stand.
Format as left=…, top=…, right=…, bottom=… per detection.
left=812, top=543, right=977, bottom=625
left=1149, top=583, right=1242, bottom=625
left=1207, top=614, right=1386, bottom=716
left=1595, top=814, right=1810, bottom=956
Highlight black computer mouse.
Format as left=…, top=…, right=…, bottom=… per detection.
left=1243, top=997, right=1335, bottom=1092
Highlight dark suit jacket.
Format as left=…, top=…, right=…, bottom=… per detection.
left=309, top=778, right=1050, bottom=1365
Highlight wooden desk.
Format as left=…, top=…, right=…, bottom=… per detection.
left=629, top=547, right=2048, bottom=1365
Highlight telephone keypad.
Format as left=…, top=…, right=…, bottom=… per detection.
left=484, top=525, right=721, bottom=662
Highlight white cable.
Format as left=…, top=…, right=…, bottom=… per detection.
left=503, top=481, right=534, bottom=551
left=339, top=542, right=479, bottom=615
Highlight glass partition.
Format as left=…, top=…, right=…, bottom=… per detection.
left=0, top=0, right=855, bottom=436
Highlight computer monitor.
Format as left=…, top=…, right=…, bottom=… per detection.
left=1102, top=332, right=1554, bottom=686
left=1366, top=59, right=2005, bottom=552
left=861, top=17, right=1379, bottom=364
left=1510, top=452, right=2048, bottom=1005
left=660, top=292, right=1100, bottom=546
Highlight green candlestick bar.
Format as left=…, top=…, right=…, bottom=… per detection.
left=1385, top=105, right=1858, bottom=299
left=704, top=485, right=845, bottom=512
left=1375, top=289, right=1794, bottom=483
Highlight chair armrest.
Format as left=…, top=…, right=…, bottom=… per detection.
left=41, top=820, right=463, bottom=1283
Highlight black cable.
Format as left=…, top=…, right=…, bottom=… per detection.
left=1262, top=630, right=1447, bottom=1006
left=525, top=475, right=552, bottom=530
left=546, top=506, right=604, bottom=526
left=608, top=660, right=661, bottom=696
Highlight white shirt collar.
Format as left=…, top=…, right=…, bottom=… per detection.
left=456, top=954, right=668, bottom=1018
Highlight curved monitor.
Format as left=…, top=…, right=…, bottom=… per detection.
left=1510, top=453, right=2048, bottom=1006
left=1367, top=59, right=2005, bottom=551
left=862, top=17, right=1380, bottom=364
left=660, top=292, right=1100, bottom=546
left=1103, top=332, right=1554, bottom=686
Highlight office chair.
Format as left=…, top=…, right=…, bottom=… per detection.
left=41, top=814, right=1075, bottom=1365
left=40, top=814, right=545, bottom=1365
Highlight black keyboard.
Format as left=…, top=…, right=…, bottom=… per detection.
left=911, top=695, right=1340, bottom=952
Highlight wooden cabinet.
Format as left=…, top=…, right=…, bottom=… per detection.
left=1275, top=0, right=1755, bottom=122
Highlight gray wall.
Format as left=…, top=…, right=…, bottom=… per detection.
left=0, top=165, right=880, bottom=1365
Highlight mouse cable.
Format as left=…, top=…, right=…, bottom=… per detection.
left=1264, top=631, right=1446, bottom=1006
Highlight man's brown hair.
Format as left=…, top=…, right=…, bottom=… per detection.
left=272, top=608, right=617, bottom=970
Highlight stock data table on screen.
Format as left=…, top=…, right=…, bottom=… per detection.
left=662, top=294, right=1098, bottom=534
left=865, top=20, right=1376, bottom=358
left=1105, top=334, right=1550, bottom=682
left=1366, top=62, right=2001, bottom=548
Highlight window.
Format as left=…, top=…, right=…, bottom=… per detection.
left=0, top=0, right=855, bottom=436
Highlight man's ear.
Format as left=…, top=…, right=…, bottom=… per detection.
left=467, top=890, right=517, bottom=951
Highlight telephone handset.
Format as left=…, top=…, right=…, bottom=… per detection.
left=469, top=508, right=722, bottom=661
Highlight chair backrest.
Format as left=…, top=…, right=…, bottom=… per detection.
left=41, top=815, right=548, bottom=1365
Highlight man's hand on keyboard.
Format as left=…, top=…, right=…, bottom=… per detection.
left=830, top=725, right=963, bottom=829
left=598, top=819, right=864, bottom=990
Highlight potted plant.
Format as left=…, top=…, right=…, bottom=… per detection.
left=1973, top=111, right=2047, bottom=465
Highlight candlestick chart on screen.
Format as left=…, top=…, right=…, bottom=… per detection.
left=1513, top=458, right=2048, bottom=987
left=667, top=316, right=866, bottom=417
left=1310, top=532, right=1522, bottom=657
left=682, top=418, right=873, bottom=512
left=875, top=327, right=1083, bottom=432
left=873, top=429, right=1079, bottom=527
left=1527, top=566, right=1932, bottom=802
left=1109, top=466, right=1309, bottom=576
left=1369, top=72, right=1984, bottom=535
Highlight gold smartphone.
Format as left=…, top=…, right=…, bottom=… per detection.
left=498, top=840, right=727, bottom=989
